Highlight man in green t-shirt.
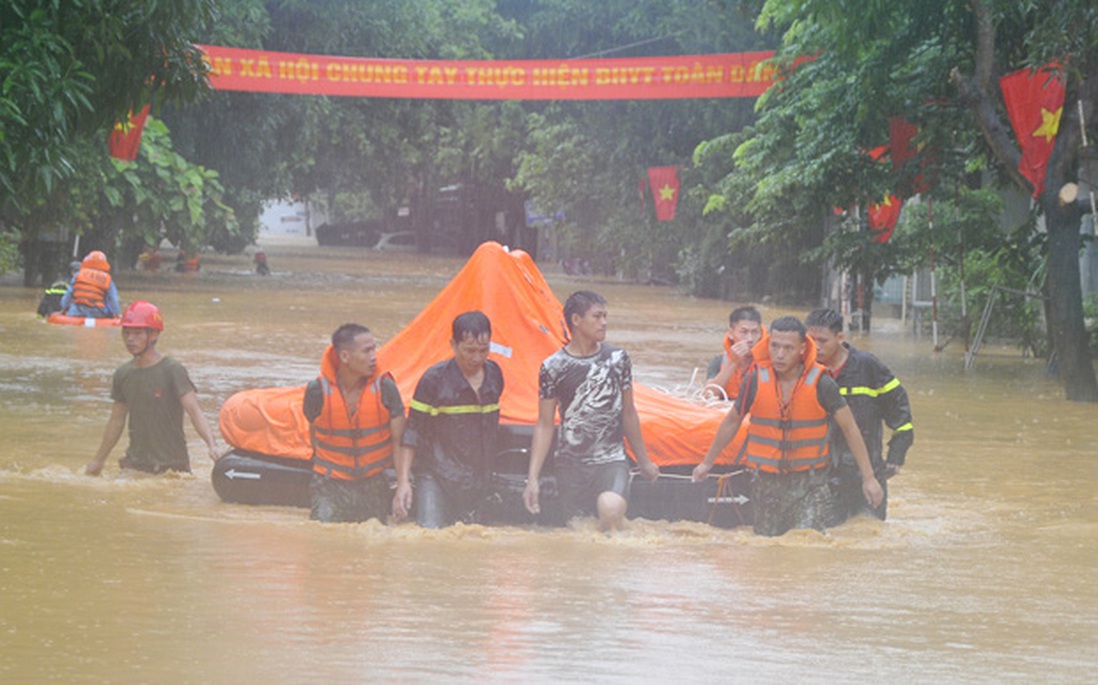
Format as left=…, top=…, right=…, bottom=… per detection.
left=85, top=300, right=221, bottom=476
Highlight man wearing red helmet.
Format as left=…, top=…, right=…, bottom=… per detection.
left=61, top=250, right=121, bottom=318
left=85, top=300, right=221, bottom=476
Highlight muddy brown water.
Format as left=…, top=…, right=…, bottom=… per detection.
left=1, top=237, right=1095, bottom=682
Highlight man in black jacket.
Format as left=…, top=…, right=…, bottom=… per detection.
left=806, top=308, right=914, bottom=522
left=392, top=311, right=504, bottom=528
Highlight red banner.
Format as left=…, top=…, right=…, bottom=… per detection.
left=648, top=167, right=681, bottom=221
left=999, top=63, right=1066, bottom=198
left=198, top=45, right=777, bottom=100
left=107, top=105, right=150, bottom=161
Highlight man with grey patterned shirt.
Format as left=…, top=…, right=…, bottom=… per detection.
left=523, top=290, right=659, bottom=530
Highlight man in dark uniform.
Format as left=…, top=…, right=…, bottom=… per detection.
left=393, top=311, right=504, bottom=528
left=37, top=261, right=79, bottom=318
left=806, top=308, right=914, bottom=523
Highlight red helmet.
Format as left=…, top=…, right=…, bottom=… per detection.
left=82, top=250, right=111, bottom=272
left=121, top=300, right=164, bottom=331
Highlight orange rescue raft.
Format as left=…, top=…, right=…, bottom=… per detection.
left=46, top=312, right=122, bottom=327
left=215, top=241, right=751, bottom=525
left=221, top=242, right=747, bottom=467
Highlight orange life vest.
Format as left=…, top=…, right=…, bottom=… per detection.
left=721, top=359, right=749, bottom=400
left=310, top=347, right=393, bottom=480
left=719, top=324, right=765, bottom=399
left=743, top=335, right=831, bottom=474
left=72, top=269, right=112, bottom=309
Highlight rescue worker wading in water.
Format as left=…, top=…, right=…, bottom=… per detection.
left=303, top=323, right=405, bottom=523
left=693, top=316, right=883, bottom=536
left=85, top=300, right=221, bottom=476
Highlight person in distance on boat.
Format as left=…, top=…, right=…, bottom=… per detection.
left=61, top=250, right=121, bottom=318
left=703, top=305, right=764, bottom=401
left=392, top=311, right=504, bottom=528
left=523, top=290, right=660, bottom=531
left=303, top=323, right=405, bottom=524
left=85, top=301, right=221, bottom=476
left=37, top=261, right=81, bottom=318
left=692, top=316, right=883, bottom=536
left=806, top=308, right=913, bottom=524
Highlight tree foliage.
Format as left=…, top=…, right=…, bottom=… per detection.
left=700, top=0, right=1098, bottom=399
left=0, top=0, right=215, bottom=218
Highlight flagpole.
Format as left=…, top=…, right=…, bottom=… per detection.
left=1080, top=100, right=1098, bottom=216
left=929, top=199, right=939, bottom=350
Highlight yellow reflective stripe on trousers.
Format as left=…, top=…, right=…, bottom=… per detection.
left=893, top=422, right=913, bottom=432
left=409, top=399, right=500, bottom=416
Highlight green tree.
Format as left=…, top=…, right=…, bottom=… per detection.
left=0, top=0, right=217, bottom=278
left=502, top=0, right=767, bottom=278
left=104, top=118, right=239, bottom=261
left=712, top=0, right=1097, bottom=400
left=162, top=0, right=523, bottom=248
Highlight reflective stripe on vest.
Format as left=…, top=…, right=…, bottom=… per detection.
left=839, top=377, right=900, bottom=398
left=744, top=363, right=831, bottom=473
left=311, top=375, right=393, bottom=480
left=72, top=269, right=111, bottom=308
left=408, top=398, right=500, bottom=416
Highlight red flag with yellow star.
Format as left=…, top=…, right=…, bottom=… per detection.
left=868, top=193, right=902, bottom=243
left=888, top=117, right=932, bottom=194
left=108, top=105, right=151, bottom=161
left=647, top=166, right=680, bottom=221
left=999, top=64, right=1066, bottom=198
left=865, top=146, right=901, bottom=243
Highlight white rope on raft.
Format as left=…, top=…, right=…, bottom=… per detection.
left=645, top=367, right=737, bottom=410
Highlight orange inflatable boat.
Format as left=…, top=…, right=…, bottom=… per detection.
left=214, top=241, right=752, bottom=527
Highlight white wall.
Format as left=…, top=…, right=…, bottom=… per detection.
left=258, top=199, right=328, bottom=237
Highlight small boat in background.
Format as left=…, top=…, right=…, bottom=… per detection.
left=46, top=312, right=122, bottom=327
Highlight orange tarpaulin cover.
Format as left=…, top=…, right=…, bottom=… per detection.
left=219, top=242, right=740, bottom=466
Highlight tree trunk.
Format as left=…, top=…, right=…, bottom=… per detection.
left=858, top=269, right=874, bottom=332
left=1043, top=197, right=1098, bottom=401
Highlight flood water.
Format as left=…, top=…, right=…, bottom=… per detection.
left=2, top=237, right=1096, bottom=682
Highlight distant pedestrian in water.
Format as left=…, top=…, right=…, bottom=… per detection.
left=303, top=323, right=405, bottom=523
left=523, top=290, right=660, bottom=531
left=254, top=250, right=270, bottom=276
left=85, top=301, right=221, bottom=476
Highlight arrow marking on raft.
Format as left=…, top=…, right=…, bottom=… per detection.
left=707, top=495, right=749, bottom=505
left=225, top=469, right=261, bottom=480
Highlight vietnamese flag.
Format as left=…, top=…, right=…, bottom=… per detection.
left=999, top=64, right=1066, bottom=198
left=864, top=146, right=901, bottom=243
left=108, top=105, right=151, bottom=161
left=647, top=166, right=680, bottom=221
left=888, top=117, right=930, bottom=194
left=868, top=193, right=902, bottom=243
